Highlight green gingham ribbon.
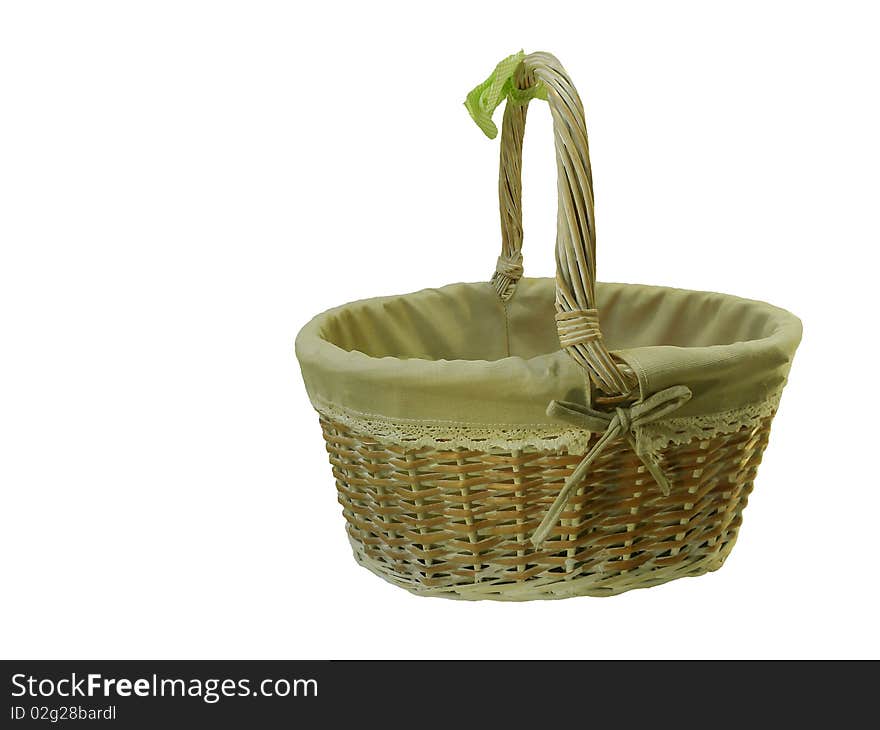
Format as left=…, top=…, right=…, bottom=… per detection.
left=532, top=385, right=693, bottom=547
left=464, top=50, right=547, bottom=139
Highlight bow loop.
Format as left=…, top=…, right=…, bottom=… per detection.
left=627, top=385, right=692, bottom=436
left=532, top=385, right=692, bottom=547
left=545, top=398, right=611, bottom=433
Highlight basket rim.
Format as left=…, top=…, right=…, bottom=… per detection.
left=295, top=278, right=801, bottom=429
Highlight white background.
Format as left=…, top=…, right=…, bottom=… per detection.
left=2, top=1, right=878, bottom=659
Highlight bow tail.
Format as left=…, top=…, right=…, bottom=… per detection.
left=531, top=427, right=674, bottom=548
left=626, top=435, right=673, bottom=497
left=530, top=425, right=620, bottom=547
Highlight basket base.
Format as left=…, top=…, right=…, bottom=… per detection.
left=347, top=529, right=736, bottom=601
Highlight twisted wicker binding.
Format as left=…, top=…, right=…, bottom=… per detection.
left=312, top=52, right=780, bottom=599
left=323, top=413, right=772, bottom=599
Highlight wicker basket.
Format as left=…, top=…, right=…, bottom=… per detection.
left=296, top=51, right=801, bottom=600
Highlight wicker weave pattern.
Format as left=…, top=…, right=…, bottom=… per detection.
left=321, top=413, right=772, bottom=600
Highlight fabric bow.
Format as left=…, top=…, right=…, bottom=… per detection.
left=464, top=50, right=547, bottom=139
left=531, top=385, right=693, bottom=547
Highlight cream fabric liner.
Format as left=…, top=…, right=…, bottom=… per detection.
left=296, top=279, right=801, bottom=452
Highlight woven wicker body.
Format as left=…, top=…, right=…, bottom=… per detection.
left=323, top=413, right=770, bottom=600
left=296, top=51, right=801, bottom=600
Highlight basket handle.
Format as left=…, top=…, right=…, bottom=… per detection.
left=466, top=51, right=636, bottom=396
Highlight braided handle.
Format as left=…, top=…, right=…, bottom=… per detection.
left=492, top=60, right=528, bottom=300
left=486, top=52, right=635, bottom=396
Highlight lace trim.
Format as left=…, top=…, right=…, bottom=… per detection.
left=635, top=391, right=781, bottom=453
left=311, top=390, right=782, bottom=454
